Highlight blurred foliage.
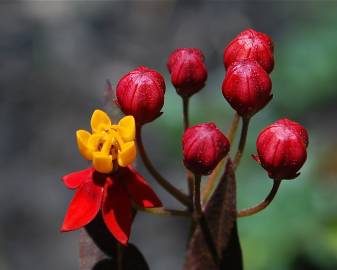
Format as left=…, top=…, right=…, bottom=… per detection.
left=273, top=12, right=337, bottom=116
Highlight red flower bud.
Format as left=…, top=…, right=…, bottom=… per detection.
left=222, top=60, right=272, bottom=118
left=182, top=123, right=230, bottom=175
left=224, top=29, right=274, bottom=73
left=277, top=118, right=309, bottom=147
left=254, top=119, right=308, bottom=180
left=116, top=66, right=165, bottom=125
left=167, top=48, right=207, bottom=97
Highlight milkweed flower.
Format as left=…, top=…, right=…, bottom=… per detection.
left=76, top=109, right=137, bottom=173
left=61, top=110, right=162, bottom=245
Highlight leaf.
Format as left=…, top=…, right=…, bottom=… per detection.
left=184, top=159, right=243, bottom=270
left=80, top=213, right=149, bottom=270
left=90, top=244, right=150, bottom=270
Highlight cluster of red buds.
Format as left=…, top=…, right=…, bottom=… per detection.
left=115, top=29, right=307, bottom=181
left=61, top=29, right=309, bottom=269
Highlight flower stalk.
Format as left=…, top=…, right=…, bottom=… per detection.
left=136, top=125, right=191, bottom=207
left=182, top=97, right=190, bottom=131
left=233, top=117, right=250, bottom=170
left=237, top=179, right=281, bottom=217
left=227, top=112, right=240, bottom=143
left=202, top=112, right=240, bottom=204
left=117, top=243, right=123, bottom=270
left=134, top=205, right=191, bottom=217
left=182, top=96, right=195, bottom=208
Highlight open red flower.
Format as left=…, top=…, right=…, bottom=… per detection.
left=61, top=109, right=161, bottom=245
left=61, top=166, right=162, bottom=245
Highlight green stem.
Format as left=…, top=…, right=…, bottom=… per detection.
left=136, top=125, right=191, bottom=207
left=237, top=179, right=281, bottom=218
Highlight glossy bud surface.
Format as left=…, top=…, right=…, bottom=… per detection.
left=224, top=29, right=274, bottom=73
left=255, top=119, right=308, bottom=180
left=182, top=123, right=230, bottom=175
left=222, top=60, right=272, bottom=118
left=116, top=66, right=165, bottom=125
left=167, top=48, right=207, bottom=97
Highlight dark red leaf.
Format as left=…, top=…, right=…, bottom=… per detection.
left=81, top=214, right=149, bottom=270
left=122, top=166, right=162, bottom=208
left=62, top=167, right=94, bottom=189
left=184, top=159, right=243, bottom=270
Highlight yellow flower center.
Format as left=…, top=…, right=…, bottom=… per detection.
left=76, top=110, right=136, bottom=173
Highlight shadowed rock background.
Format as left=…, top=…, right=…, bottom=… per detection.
left=1, top=1, right=337, bottom=270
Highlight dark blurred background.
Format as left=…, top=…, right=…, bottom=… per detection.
left=1, top=1, right=337, bottom=270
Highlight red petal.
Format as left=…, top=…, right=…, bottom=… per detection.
left=61, top=172, right=104, bottom=232
left=122, top=166, right=162, bottom=208
left=102, top=178, right=133, bottom=245
left=62, top=168, right=94, bottom=189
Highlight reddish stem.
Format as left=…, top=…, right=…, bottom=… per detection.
left=136, top=125, right=191, bottom=207
left=237, top=179, right=281, bottom=217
